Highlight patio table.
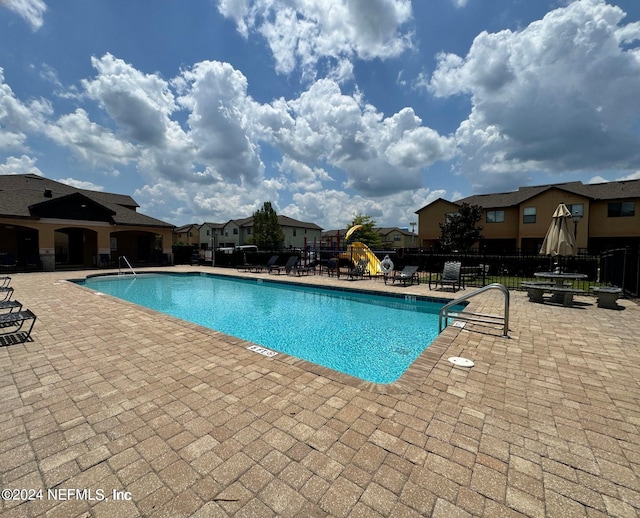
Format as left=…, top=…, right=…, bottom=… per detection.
left=532, top=272, right=588, bottom=306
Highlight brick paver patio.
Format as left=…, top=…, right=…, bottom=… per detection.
left=1, top=266, right=639, bottom=517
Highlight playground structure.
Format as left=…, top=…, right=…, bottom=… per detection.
left=340, top=225, right=385, bottom=276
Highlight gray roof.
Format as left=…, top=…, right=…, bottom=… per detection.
left=174, top=224, right=200, bottom=233
left=224, top=215, right=323, bottom=230
left=377, top=227, right=414, bottom=237
left=419, top=179, right=640, bottom=211
left=0, top=174, right=174, bottom=228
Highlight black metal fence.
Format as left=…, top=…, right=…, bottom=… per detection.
left=380, top=249, right=600, bottom=291
left=194, top=246, right=602, bottom=292
left=600, top=247, right=639, bottom=297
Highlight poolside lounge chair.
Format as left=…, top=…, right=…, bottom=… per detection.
left=324, top=258, right=340, bottom=277
left=1, top=287, right=14, bottom=302
left=0, top=300, right=22, bottom=313
left=429, top=261, right=463, bottom=292
left=291, top=260, right=314, bottom=276
left=387, top=265, right=419, bottom=286
left=0, top=276, right=10, bottom=288
left=346, top=258, right=369, bottom=280
left=244, top=255, right=279, bottom=273
left=268, top=256, right=298, bottom=275
left=0, top=309, right=37, bottom=345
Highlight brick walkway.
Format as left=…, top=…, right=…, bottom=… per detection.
left=1, top=267, right=639, bottom=517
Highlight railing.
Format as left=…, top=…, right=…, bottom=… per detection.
left=118, top=256, right=137, bottom=276
left=439, top=283, right=510, bottom=337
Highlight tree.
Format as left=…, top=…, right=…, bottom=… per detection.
left=252, top=202, right=284, bottom=250
left=438, top=203, right=484, bottom=252
left=347, top=214, right=383, bottom=249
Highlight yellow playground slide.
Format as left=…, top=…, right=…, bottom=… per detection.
left=345, top=242, right=383, bottom=275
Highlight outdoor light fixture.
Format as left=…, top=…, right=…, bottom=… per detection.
left=572, top=211, right=583, bottom=239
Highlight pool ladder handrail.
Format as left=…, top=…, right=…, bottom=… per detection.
left=439, top=283, right=510, bottom=337
left=118, top=256, right=137, bottom=277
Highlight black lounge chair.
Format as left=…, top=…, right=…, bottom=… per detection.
left=429, top=261, right=463, bottom=292
left=0, top=276, right=10, bottom=288
left=0, top=309, right=37, bottom=345
left=1, top=287, right=14, bottom=302
left=291, top=261, right=314, bottom=276
left=0, top=300, right=22, bottom=313
left=243, top=255, right=279, bottom=272
left=324, top=258, right=340, bottom=277
left=346, top=258, right=369, bottom=280
left=387, top=265, right=419, bottom=286
left=268, top=256, right=298, bottom=275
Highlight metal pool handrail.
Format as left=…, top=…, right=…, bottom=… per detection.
left=118, top=256, right=137, bottom=277
left=439, top=283, right=510, bottom=337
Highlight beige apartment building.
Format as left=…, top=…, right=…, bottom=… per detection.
left=416, top=179, right=640, bottom=253
left=0, top=174, right=174, bottom=271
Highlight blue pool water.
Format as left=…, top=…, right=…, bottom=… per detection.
left=78, top=273, right=461, bottom=384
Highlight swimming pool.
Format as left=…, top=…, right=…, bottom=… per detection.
left=77, top=273, right=463, bottom=384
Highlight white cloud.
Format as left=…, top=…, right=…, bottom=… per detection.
left=0, top=67, right=51, bottom=149
left=257, top=79, right=456, bottom=196
left=46, top=108, right=138, bottom=167
left=281, top=186, right=446, bottom=230
left=134, top=177, right=279, bottom=225
left=616, top=170, right=640, bottom=181
left=217, top=0, right=413, bottom=78
left=82, top=54, right=179, bottom=147
left=177, top=60, right=265, bottom=185
left=56, top=177, right=105, bottom=191
left=0, top=0, right=46, bottom=30
left=589, top=170, right=640, bottom=184
left=429, top=0, right=640, bottom=191
left=0, top=154, right=42, bottom=175
left=2, top=53, right=454, bottom=227
left=278, top=155, right=333, bottom=192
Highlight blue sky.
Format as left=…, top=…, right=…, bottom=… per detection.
left=2, top=0, right=640, bottom=230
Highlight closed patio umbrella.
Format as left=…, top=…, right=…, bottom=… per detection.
left=539, top=203, right=576, bottom=259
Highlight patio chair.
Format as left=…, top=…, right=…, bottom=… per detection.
left=324, top=258, right=340, bottom=277
left=291, top=260, right=314, bottom=276
left=1, top=287, right=14, bottom=302
left=0, top=276, right=10, bottom=288
left=0, top=309, right=37, bottom=345
left=0, top=300, right=22, bottom=313
left=429, top=261, right=463, bottom=292
left=247, top=255, right=279, bottom=273
left=387, top=265, right=419, bottom=286
left=268, top=256, right=298, bottom=275
left=346, top=258, right=370, bottom=280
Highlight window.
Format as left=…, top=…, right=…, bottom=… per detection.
left=523, top=207, right=536, bottom=224
left=206, top=229, right=210, bottom=236
left=247, top=228, right=251, bottom=235
left=566, top=203, right=584, bottom=218
left=293, top=229, right=297, bottom=237
left=188, top=231, right=192, bottom=237
left=486, top=210, right=504, bottom=223
left=393, top=235, right=402, bottom=241
left=233, top=228, right=238, bottom=235
left=608, top=202, right=635, bottom=217
left=445, top=212, right=459, bottom=223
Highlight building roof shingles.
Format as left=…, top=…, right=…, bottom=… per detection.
left=0, top=174, right=173, bottom=228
